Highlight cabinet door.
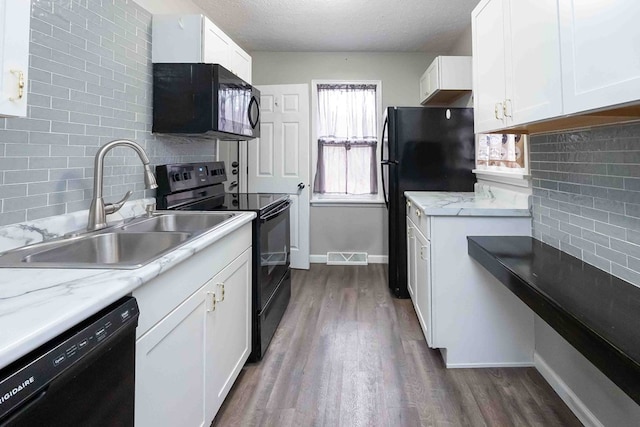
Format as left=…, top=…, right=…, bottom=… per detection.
left=419, top=70, right=429, bottom=104
left=151, top=15, right=204, bottom=63
left=559, top=0, right=640, bottom=114
left=507, top=0, right=563, bottom=125
left=204, top=249, right=252, bottom=421
left=135, top=288, right=206, bottom=427
left=426, top=59, right=440, bottom=98
left=230, top=43, right=252, bottom=83
left=0, top=0, right=30, bottom=117
left=203, top=17, right=232, bottom=67
left=472, top=0, right=508, bottom=133
left=414, top=229, right=432, bottom=347
left=406, top=216, right=416, bottom=302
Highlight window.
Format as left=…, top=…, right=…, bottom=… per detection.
left=312, top=82, right=381, bottom=200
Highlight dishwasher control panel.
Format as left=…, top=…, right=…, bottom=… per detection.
left=0, top=297, right=139, bottom=421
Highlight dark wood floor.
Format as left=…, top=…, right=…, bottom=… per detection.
left=213, top=264, right=582, bottom=427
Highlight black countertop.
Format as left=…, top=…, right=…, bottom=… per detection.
left=467, top=236, right=640, bottom=405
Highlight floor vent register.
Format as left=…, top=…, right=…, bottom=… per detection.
left=326, top=252, right=368, bottom=266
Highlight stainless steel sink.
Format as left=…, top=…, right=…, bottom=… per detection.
left=9, top=232, right=191, bottom=269
left=121, top=212, right=234, bottom=233
left=0, top=211, right=240, bottom=269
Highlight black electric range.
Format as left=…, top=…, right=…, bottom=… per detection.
left=156, top=161, right=291, bottom=361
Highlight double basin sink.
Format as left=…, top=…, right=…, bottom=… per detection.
left=0, top=212, right=236, bottom=269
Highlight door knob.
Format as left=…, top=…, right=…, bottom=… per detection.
left=298, top=182, right=305, bottom=190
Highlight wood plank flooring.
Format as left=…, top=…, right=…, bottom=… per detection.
left=213, top=264, right=582, bottom=427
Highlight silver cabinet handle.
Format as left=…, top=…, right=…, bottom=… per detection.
left=215, top=283, right=225, bottom=303
left=503, top=99, right=512, bottom=118
left=9, top=69, right=25, bottom=101
left=407, top=226, right=413, bottom=237
left=406, top=200, right=411, bottom=208
left=420, top=246, right=428, bottom=260
left=494, top=102, right=505, bottom=120
left=207, top=291, right=216, bottom=312
left=416, top=209, right=421, bottom=218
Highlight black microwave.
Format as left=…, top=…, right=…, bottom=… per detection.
left=152, top=63, right=260, bottom=140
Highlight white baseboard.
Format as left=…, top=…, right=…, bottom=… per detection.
left=310, top=254, right=388, bottom=264
left=534, top=352, right=604, bottom=427
left=444, top=361, right=534, bottom=369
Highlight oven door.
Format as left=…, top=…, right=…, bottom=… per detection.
left=258, top=200, right=291, bottom=307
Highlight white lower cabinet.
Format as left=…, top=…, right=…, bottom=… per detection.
left=413, top=228, right=432, bottom=348
left=204, top=250, right=251, bottom=421
left=406, top=205, right=534, bottom=368
left=134, top=223, right=252, bottom=427
left=136, top=287, right=207, bottom=427
left=406, top=217, right=416, bottom=300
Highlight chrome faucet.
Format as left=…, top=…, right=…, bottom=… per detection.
left=87, top=139, right=158, bottom=231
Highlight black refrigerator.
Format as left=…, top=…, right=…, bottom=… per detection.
left=382, top=107, right=476, bottom=298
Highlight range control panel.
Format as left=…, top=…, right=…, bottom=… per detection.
left=156, top=161, right=227, bottom=196
left=0, top=297, right=139, bottom=421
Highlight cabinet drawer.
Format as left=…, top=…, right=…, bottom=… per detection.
left=406, top=199, right=430, bottom=240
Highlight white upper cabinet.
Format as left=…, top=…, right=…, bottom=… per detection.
left=202, top=16, right=232, bottom=66
left=558, top=0, right=640, bottom=114
left=507, top=0, right=563, bottom=125
left=230, top=42, right=252, bottom=85
left=152, top=14, right=252, bottom=83
left=0, top=0, right=30, bottom=117
left=473, top=0, right=640, bottom=133
left=472, top=0, right=508, bottom=133
left=419, top=56, right=472, bottom=105
left=472, top=0, right=562, bottom=133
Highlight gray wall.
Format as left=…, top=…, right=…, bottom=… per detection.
left=0, top=0, right=217, bottom=226
left=252, top=52, right=435, bottom=107
left=448, top=25, right=473, bottom=56
left=531, top=122, right=640, bottom=287
left=252, top=52, right=434, bottom=257
left=446, top=25, right=473, bottom=108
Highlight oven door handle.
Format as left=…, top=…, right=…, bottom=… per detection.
left=260, top=199, right=292, bottom=222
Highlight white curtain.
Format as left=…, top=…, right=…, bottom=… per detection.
left=313, top=84, right=378, bottom=195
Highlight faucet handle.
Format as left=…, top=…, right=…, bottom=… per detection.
left=105, top=190, right=133, bottom=215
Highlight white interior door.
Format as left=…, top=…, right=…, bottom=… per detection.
left=249, top=84, right=310, bottom=270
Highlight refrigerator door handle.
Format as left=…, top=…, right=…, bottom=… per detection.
left=381, top=116, right=389, bottom=209
left=380, top=117, right=389, bottom=161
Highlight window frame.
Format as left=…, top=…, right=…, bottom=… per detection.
left=310, top=79, right=384, bottom=205
left=472, top=133, right=531, bottom=188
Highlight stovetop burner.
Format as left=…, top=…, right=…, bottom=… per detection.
left=178, top=192, right=288, bottom=213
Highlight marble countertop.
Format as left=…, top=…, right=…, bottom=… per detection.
left=405, top=183, right=531, bottom=217
left=0, top=202, right=255, bottom=369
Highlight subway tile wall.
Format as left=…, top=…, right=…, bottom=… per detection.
left=0, top=0, right=218, bottom=226
left=531, top=122, right=640, bottom=287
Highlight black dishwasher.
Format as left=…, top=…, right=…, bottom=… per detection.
left=0, top=296, right=139, bottom=426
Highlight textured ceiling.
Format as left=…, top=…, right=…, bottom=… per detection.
left=191, top=0, right=480, bottom=52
